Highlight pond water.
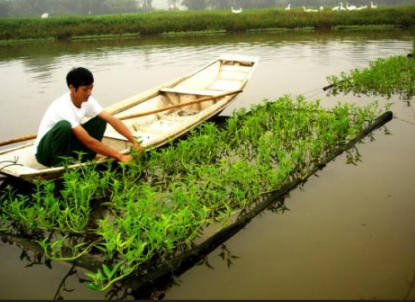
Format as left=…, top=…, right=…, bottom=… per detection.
left=0, top=29, right=415, bottom=300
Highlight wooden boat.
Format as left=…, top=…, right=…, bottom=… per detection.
left=0, top=54, right=259, bottom=183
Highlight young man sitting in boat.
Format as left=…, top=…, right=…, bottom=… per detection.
left=34, top=67, right=142, bottom=167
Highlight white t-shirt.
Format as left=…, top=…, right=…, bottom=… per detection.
left=34, top=92, right=103, bottom=150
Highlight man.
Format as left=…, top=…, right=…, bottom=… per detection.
left=35, top=67, right=142, bottom=167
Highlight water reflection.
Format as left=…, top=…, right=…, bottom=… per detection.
left=1, top=30, right=413, bottom=65
left=1, top=30, right=412, bottom=110
left=0, top=233, right=109, bottom=300
left=0, top=216, right=246, bottom=300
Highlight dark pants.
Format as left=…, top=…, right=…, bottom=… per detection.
left=35, top=117, right=107, bottom=167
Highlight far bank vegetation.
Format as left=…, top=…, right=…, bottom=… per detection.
left=0, top=5, right=414, bottom=42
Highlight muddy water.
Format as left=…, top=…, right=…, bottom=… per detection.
left=0, top=30, right=414, bottom=299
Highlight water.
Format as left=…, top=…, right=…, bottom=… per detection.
left=0, top=29, right=415, bottom=300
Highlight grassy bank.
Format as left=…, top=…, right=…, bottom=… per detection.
left=0, top=5, right=414, bottom=42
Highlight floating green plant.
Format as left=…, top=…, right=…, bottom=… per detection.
left=326, top=52, right=415, bottom=100
left=0, top=95, right=390, bottom=292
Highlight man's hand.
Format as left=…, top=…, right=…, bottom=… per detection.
left=117, top=144, right=143, bottom=163
left=98, top=111, right=144, bottom=159
left=132, top=142, right=144, bottom=156
left=118, top=154, right=135, bottom=163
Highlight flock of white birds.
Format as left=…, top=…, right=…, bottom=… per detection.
left=231, top=2, right=378, bottom=14
left=300, top=1, right=378, bottom=12
left=40, top=2, right=379, bottom=18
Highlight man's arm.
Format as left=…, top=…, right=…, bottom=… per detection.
left=98, top=111, right=136, bottom=144
left=72, top=111, right=143, bottom=163
left=98, top=110, right=144, bottom=156
left=72, top=125, right=133, bottom=163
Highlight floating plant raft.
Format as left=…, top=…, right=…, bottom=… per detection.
left=326, top=53, right=415, bottom=100
left=0, top=95, right=393, bottom=297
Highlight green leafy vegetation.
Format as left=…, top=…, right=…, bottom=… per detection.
left=0, top=95, right=389, bottom=292
left=327, top=51, right=415, bottom=100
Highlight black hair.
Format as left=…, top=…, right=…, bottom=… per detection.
left=66, top=67, right=94, bottom=88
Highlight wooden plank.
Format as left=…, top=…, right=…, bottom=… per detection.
left=159, top=87, right=222, bottom=96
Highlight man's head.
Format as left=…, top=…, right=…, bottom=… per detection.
left=66, top=67, right=94, bottom=89
left=67, top=67, right=94, bottom=107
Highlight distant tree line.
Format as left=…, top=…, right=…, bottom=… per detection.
left=0, top=0, right=413, bottom=17
left=0, top=0, right=153, bottom=17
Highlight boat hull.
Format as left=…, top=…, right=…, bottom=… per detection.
left=0, top=54, right=259, bottom=182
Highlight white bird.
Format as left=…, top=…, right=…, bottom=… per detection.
left=319, top=6, right=324, bottom=11
left=346, top=3, right=356, bottom=10
left=41, top=12, right=49, bottom=18
left=303, top=6, right=318, bottom=13
left=332, top=3, right=340, bottom=11
left=285, top=3, right=291, bottom=11
left=231, top=7, right=242, bottom=14
left=339, top=2, right=346, bottom=10
left=370, top=2, right=378, bottom=9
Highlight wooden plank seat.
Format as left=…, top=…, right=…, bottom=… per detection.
left=159, top=87, right=224, bottom=97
